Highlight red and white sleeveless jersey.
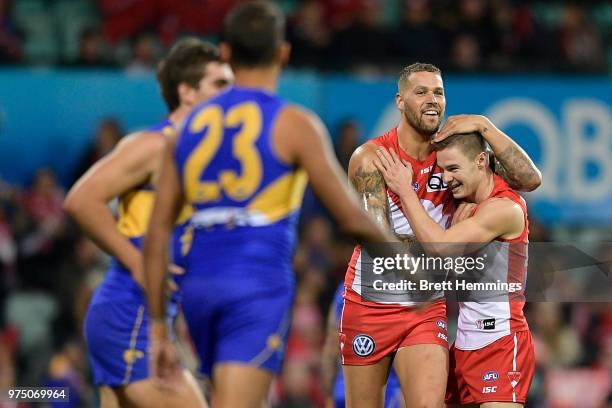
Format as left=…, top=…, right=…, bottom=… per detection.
left=455, top=175, right=530, bottom=350
left=344, top=128, right=455, bottom=306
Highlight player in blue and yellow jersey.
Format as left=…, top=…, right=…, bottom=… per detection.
left=143, top=2, right=398, bottom=407
left=64, top=39, right=233, bottom=407
left=322, top=283, right=404, bottom=408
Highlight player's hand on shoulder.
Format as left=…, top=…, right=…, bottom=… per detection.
left=452, top=202, right=476, bottom=226
left=373, top=146, right=413, bottom=197
left=433, top=114, right=491, bottom=143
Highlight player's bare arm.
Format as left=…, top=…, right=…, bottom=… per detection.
left=143, top=137, right=184, bottom=386
left=321, top=303, right=339, bottom=407
left=64, top=132, right=165, bottom=286
left=349, top=144, right=419, bottom=243
left=434, top=115, right=542, bottom=192
left=273, top=105, right=395, bottom=243
left=144, top=137, right=183, bottom=323
left=374, top=147, right=524, bottom=255
left=348, top=144, right=391, bottom=228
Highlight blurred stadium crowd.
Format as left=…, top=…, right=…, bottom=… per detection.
left=0, top=0, right=610, bottom=73
left=0, top=0, right=611, bottom=407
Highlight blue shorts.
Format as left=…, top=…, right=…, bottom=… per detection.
left=180, top=272, right=294, bottom=377
left=84, top=298, right=149, bottom=387
left=84, top=268, right=177, bottom=387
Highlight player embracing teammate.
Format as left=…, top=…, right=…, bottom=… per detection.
left=342, top=63, right=541, bottom=408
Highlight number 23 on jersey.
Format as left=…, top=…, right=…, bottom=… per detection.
left=184, top=102, right=263, bottom=204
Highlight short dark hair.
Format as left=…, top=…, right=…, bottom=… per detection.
left=222, top=0, right=285, bottom=68
left=156, top=38, right=220, bottom=111
left=398, top=62, right=441, bottom=91
left=432, top=132, right=486, bottom=159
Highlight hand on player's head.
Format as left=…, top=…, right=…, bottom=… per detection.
left=432, top=114, right=487, bottom=143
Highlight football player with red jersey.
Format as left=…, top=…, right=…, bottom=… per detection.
left=341, top=63, right=541, bottom=408
left=374, top=132, right=534, bottom=407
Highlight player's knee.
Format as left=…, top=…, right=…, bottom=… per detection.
left=411, top=393, right=444, bottom=408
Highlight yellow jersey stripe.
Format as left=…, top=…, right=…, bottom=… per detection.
left=247, top=169, right=308, bottom=223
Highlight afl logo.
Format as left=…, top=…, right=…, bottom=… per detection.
left=352, top=334, right=375, bottom=357
left=483, top=371, right=499, bottom=382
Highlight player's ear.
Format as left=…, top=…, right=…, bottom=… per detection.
left=476, top=151, right=487, bottom=169
left=219, top=42, right=231, bottom=64
left=395, top=93, right=404, bottom=111
left=178, top=82, right=194, bottom=106
left=278, top=41, right=291, bottom=67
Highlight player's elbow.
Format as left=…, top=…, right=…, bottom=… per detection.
left=337, top=216, right=363, bottom=237
left=525, top=172, right=542, bottom=192
left=64, top=188, right=103, bottom=218
left=339, top=217, right=383, bottom=243
left=516, top=167, right=542, bottom=192
left=62, top=192, right=82, bottom=217
left=516, top=176, right=541, bottom=192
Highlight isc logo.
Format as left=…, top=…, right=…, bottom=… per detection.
left=482, top=386, right=498, bottom=394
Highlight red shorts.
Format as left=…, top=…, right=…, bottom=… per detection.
left=446, top=330, right=535, bottom=405
left=339, top=297, right=448, bottom=365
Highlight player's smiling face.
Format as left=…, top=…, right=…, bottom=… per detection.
left=398, top=71, right=446, bottom=136
left=437, top=145, right=482, bottom=200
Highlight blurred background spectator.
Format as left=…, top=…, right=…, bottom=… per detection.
left=73, top=117, right=123, bottom=181
left=287, top=0, right=331, bottom=69
left=0, top=0, right=22, bottom=63
left=0, top=0, right=607, bottom=73
left=334, top=119, right=361, bottom=171
left=558, top=3, right=605, bottom=72
left=124, top=33, right=160, bottom=75
left=70, top=27, right=114, bottom=67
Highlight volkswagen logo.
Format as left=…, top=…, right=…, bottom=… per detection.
left=352, top=334, right=375, bottom=357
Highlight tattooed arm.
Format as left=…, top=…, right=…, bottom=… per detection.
left=353, top=162, right=422, bottom=242
left=349, top=145, right=390, bottom=226
left=435, top=115, right=542, bottom=191
left=347, top=144, right=419, bottom=242
left=348, top=143, right=392, bottom=231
